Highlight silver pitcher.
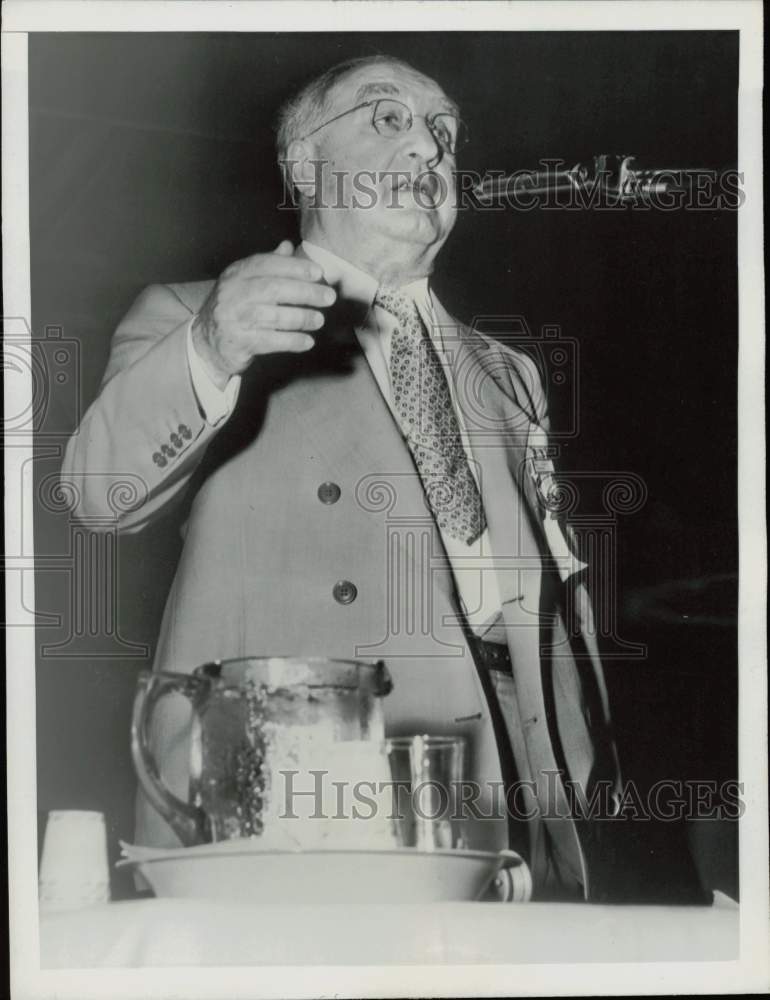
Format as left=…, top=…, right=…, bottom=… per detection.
left=131, top=657, right=392, bottom=847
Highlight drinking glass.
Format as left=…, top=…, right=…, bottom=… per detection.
left=385, top=735, right=467, bottom=851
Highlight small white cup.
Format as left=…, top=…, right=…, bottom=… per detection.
left=39, top=810, right=111, bottom=912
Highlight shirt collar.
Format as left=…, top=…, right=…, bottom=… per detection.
left=301, top=240, right=432, bottom=317
left=400, top=276, right=432, bottom=318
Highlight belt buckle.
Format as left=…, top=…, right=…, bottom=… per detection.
left=480, top=637, right=511, bottom=672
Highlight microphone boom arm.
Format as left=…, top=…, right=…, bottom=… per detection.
left=473, top=154, right=713, bottom=203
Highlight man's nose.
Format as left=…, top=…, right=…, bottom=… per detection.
left=402, top=117, right=443, bottom=166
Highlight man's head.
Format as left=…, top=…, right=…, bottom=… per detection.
left=277, top=56, right=462, bottom=284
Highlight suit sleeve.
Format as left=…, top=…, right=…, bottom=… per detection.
left=61, top=284, right=223, bottom=532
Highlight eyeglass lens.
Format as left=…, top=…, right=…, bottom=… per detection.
left=370, top=99, right=464, bottom=154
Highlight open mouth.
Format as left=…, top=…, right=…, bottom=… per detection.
left=393, top=172, right=442, bottom=206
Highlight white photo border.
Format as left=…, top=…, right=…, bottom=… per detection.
left=3, top=1, right=767, bottom=996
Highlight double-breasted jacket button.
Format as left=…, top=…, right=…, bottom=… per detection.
left=152, top=451, right=167, bottom=468
left=178, top=423, right=192, bottom=440
left=332, top=580, right=357, bottom=605
left=317, top=482, right=341, bottom=505
left=170, top=432, right=182, bottom=449
left=161, top=444, right=176, bottom=458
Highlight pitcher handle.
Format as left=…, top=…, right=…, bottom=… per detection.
left=131, top=671, right=210, bottom=847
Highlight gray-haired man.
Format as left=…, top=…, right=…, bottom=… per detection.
left=63, top=55, right=622, bottom=899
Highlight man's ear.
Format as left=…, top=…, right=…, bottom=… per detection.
left=285, top=139, right=321, bottom=202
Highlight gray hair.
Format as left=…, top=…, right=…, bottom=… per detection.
left=275, top=55, right=451, bottom=201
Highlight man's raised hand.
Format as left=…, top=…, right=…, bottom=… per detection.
left=191, top=240, right=335, bottom=389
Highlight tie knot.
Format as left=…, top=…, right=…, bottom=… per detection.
left=374, top=286, right=421, bottom=329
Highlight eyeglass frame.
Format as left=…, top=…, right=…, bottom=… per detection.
left=299, top=97, right=468, bottom=156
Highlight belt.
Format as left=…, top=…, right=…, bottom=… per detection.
left=467, top=634, right=513, bottom=674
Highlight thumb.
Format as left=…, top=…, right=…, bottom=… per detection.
left=274, top=239, right=295, bottom=256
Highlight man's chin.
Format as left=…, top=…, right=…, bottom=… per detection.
left=376, top=206, right=448, bottom=246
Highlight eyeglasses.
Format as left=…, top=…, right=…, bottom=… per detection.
left=301, top=97, right=468, bottom=156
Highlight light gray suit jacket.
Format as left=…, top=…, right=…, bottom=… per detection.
left=62, top=274, right=621, bottom=897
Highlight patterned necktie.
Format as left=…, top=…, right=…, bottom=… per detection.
left=375, top=286, right=487, bottom=545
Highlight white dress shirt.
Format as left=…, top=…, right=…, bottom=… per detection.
left=186, top=324, right=241, bottom=425
left=186, top=241, right=585, bottom=639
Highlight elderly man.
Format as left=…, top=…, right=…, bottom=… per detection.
left=63, top=55, right=621, bottom=899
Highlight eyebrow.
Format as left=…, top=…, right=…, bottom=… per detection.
left=353, top=82, right=401, bottom=102
left=352, top=80, right=459, bottom=116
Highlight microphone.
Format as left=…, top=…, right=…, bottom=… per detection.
left=473, top=154, right=719, bottom=204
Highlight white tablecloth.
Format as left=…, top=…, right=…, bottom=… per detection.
left=40, top=893, right=738, bottom=968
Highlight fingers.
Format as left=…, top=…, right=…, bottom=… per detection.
left=207, top=244, right=338, bottom=366
left=251, top=304, right=326, bottom=332
left=244, top=276, right=336, bottom=309
left=256, top=330, right=315, bottom=354
left=233, top=250, right=323, bottom=283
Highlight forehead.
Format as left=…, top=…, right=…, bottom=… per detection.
left=329, top=63, right=456, bottom=114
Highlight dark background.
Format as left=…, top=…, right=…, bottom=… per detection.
left=30, top=32, right=738, bottom=899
